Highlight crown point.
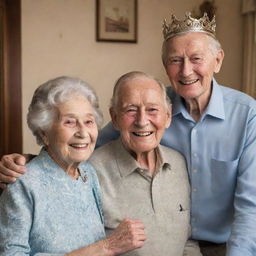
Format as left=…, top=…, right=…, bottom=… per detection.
left=162, top=12, right=216, bottom=41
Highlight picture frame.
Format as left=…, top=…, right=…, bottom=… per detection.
left=96, top=0, right=137, bottom=43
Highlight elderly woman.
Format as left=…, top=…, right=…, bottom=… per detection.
left=0, top=76, right=145, bottom=256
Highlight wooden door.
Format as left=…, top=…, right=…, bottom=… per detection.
left=0, top=0, right=22, bottom=158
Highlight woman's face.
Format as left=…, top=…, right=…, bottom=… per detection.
left=43, top=96, right=98, bottom=171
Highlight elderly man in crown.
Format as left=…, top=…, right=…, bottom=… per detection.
left=1, top=12, right=256, bottom=256
left=96, top=12, right=256, bottom=256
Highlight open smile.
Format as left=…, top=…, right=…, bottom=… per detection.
left=69, top=143, right=89, bottom=149
left=179, top=79, right=199, bottom=85
left=132, top=132, right=153, bottom=137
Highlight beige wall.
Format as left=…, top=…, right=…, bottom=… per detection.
left=21, top=0, right=243, bottom=154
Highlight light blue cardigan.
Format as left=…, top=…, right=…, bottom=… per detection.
left=0, top=148, right=105, bottom=255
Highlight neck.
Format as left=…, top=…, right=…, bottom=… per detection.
left=132, top=149, right=157, bottom=176
left=65, top=165, right=80, bottom=180
left=185, top=86, right=212, bottom=122
left=46, top=148, right=80, bottom=179
left=185, top=98, right=203, bottom=122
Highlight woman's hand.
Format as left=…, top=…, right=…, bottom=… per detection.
left=66, top=218, right=146, bottom=256
left=104, top=218, right=146, bottom=255
left=0, top=154, right=27, bottom=189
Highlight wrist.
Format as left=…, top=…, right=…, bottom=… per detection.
left=102, top=237, right=116, bottom=256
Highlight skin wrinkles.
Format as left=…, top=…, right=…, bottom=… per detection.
left=110, top=78, right=171, bottom=175
left=164, top=32, right=224, bottom=121
left=43, top=97, right=98, bottom=179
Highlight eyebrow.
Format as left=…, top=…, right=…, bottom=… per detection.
left=61, top=113, right=95, bottom=118
left=121, top=103, right=160, bottom=108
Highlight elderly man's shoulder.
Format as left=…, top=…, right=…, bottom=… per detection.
left=159, top=143, right=186, bottom=162
left=90, top=140, right=119, bottom=164
left=90, top=139, right=186, bottom=168
left=220, top=85, right=256, bottom=109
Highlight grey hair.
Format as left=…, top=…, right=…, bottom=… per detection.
left=110, top=71, right=171, bottom=111
left=27, top=76, right=103, bottom=146
left=161, top=32, right=222, bottom=66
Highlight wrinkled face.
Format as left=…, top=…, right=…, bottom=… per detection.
left=164, top=32, right=224, bottom=103
left=43, top=97, right=98, bottom=170
left=111, top=78, right=171, bottom=154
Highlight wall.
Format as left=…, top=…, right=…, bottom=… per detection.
left=21, top=0, right=243, bottom=154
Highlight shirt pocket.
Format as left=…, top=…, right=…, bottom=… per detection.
left=210, top=158, right=239, bottom=193
left=171, top=207, right=190, bottom=238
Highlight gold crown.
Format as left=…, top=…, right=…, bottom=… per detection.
left=163, top=12, right=216, bottom=41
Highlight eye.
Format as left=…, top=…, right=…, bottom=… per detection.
left=191, top=57, right=203, bottom=63
left=169, top=57, right=183, bottom=64
left=125, top=108, right=137, bottom=114
left=84, top=119, right=95, bottom=126
left=148, top=108, right=158, bottom=112
left=64, top=118, right=76, bottom=127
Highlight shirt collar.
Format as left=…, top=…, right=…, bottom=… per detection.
left=36, top=148, right=91, bottom=181
left=114, top=139, right=171, bottom=177
left=172, top=78, right=225, bottom=120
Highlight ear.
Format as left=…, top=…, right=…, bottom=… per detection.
left=214, top=49, right=224, bottom=73
left=41, top=131, right=49, bottom=146
left=109, top=107, right=120, bottom=131
left=165, top=104, right=172, bottom=128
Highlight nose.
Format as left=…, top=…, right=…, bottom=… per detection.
left=135, top=109, right=149, bottom=127
left=75, top=125, right=89, bottom=138
left=181, top=58, right=193, bottom=77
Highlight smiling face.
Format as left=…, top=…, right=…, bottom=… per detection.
left=164, top=32, right=224, bottom=105
left=110, top=77, right=171, bottom=155
left=43, top=97, right=98, bottom=171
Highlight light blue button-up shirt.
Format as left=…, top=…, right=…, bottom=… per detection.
left=96, top=79, right=256, bottom=256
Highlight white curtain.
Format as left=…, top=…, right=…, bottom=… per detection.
left=241, top=0, right=256, bottom=98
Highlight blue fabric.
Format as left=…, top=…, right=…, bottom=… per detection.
left=0, top=149, right=105, bottom=256
left=96, top=79, right=256, bottom=256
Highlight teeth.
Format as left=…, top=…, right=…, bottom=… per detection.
left=133, top=132, right=152, bottom=137
left=180, top=79, right=198, bottom=85
left=70, top=144, right=88, bottom=148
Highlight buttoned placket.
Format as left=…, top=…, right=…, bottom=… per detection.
left=190, top=122, right=201, bottom=234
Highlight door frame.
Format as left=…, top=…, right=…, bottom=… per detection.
left=0, top=0, right=22, bottom=157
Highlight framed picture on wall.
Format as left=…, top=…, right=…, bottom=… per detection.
left=96, top=0, right=137, bottom=43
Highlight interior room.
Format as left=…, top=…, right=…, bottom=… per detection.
left=0, top=0, right=255, bottom=155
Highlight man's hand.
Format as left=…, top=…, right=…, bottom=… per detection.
left=104, top=218, right=146, bottom=255
left=0, top=154, right=27, bottom=189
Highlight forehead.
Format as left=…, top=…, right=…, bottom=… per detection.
left=57, top=96, right=94, bottom=114
left=167, top=32, right=210, bottom=55
left=117, top=78, right=165, bottom=105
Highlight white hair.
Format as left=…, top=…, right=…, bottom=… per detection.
left=27, top=76, right=103, bottom=146
left=110, top=71, right=171, bottom=111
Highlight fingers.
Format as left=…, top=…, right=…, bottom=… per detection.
left=1, top=154, right=27, bottom=175
left=0, top=154, right=27, bottom=184
left=105, top=218, right=146, bottom=255
left=0, top=182, right=7, bottom=190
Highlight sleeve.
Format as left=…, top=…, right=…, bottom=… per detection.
left=183, top=240, right=202, bottom=256
left=227, top=108, right=256, bottom=256
left=96, top=122, right=120, bottom=148
left=0, top=180, right=33, bottom=255
left=0, top=181, right=68, bottom=256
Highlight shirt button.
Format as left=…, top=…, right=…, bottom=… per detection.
left=192, top=169, right=198, bottom=173
left=192, top=188, right=197, bottom=192
left=192, top=218, right=196, bottom=222
left=139, top=169, right=144, bottom=173
left=193, top=153, right=198, bottom=158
